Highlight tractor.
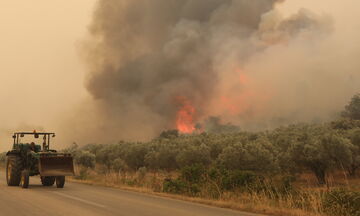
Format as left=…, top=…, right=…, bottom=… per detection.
left=6, top=132, right=74, bottom=188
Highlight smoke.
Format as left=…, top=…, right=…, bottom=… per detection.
left=76, top=0, right=360, bottom=142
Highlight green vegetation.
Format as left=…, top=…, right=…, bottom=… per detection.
left=342, top=93, right=360, bottom=120
left=65, top=94, right=360, bottom=216
left=68, top=120, right=360, bottom=183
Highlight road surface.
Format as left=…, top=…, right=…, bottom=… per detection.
left=0, top=172, right=263, bottom=216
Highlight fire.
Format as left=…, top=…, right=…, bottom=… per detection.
left=216, top=68, right=273, bottom=117
left=173, top=68, right=272, bottom=133
left=175, top=96, right=196, bottom=133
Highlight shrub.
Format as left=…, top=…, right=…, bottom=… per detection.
left=176, top=145, right=211, bottom=168
left=159, top=130, right=179, bottom=139
left=180, top=164, right=206, bottom=184
left=217, top=139, right=277, bottom=172
left=221, top=170, right=258, bottom=191
left=209, top=167, right=258, bottom=191
left=342, top=93, right=360, bottom=120
left=124, top=143, right=148, bottom=170
left=112, top=158, right=127, bottom=172
left=144, top=146, right=178, bottom=170
left=76, top=151, right=96, bottom=169
left=163, top=178, right=187, bottom=194
left=75, top=167, right=89, bottom=180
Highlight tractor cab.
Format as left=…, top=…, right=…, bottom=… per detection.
left=12, top=131, right=56, bottom=152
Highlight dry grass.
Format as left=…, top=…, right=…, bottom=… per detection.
left=69, top=176, right=319, bottom=216
left=67, top=167, right=358, bottom=216
left=2, top=163, right=359, bottom=216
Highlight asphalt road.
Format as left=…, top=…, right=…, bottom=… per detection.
left=0, top=172, right=263, bottom=216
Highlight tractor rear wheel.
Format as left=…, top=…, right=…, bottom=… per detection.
left=6, top=156, right=22, bottom=186
left=20, top=170, right=29, bottom=188
left=56, top=176, right=65, bottom=188
left=41, top=176, right=55, bottom=186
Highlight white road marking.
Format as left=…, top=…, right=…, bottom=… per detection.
left=52, top=192, right=106, bottom=208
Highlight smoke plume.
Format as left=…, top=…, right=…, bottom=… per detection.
left=77, top=0, right=360, bottom=142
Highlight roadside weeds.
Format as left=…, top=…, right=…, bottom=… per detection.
left=68, top=174, right=323, bottom=216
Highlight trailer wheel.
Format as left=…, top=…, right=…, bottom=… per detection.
left=20, top=170, right=29, bottom=188
left=41, top=176, right=55, bottom=186
left=6, top=156, right=22, bottom=186
left=56, top=176, right=65, bottom=188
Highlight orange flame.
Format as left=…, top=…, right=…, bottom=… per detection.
left=175, top=96, right=196, bottom=133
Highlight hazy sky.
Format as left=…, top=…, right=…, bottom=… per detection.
left=0, top=0, right=95, bottom=149
left=0, top=0, right=359, bottom=150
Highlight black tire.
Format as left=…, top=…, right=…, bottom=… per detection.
left=41, top=176, right=55, bottom=186
left=56, top=176, right=65, bottom=188
left=6, top=156, right=22, bottom=186
left=20, top=170, right=29, bottom=189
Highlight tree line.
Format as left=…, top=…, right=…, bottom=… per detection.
left=66, top=94, right=360, bottom=185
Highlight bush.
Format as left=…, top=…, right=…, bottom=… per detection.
left=217, top=138, right=277, bottom=172
left=112, top=158, right=127, bottom=172
left=75, top=167, right=89, bottom=180
left=176, top=145, right=211, bottom=168
left=76, top=151, right=96, bottom=169
left=323, top=189, right=360, bottom=216
left=159, top=130, right=179, bottom=139
left=342, top=93, right=360, bottom=120
left=124, top=143, right=148, bottom=170
left=221, top=170, right=258, bottom=191
left=144, top=146, right=178, bottom=170
left=208, top=168, right=258, bottom=191
left=180, top=164, right=206, bottom=184
left=163, top=178, right=187, bottom=194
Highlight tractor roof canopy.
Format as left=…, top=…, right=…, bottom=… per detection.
left=13, top=132, right=55, bottom=137
left=12, top=132, right=56, bottom=150
left=13, top=131, right=55, bottom=139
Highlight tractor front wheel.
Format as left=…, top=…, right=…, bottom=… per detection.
left=56, top=176, right=65, bottom=188
left=20, top=170, right=29, bottom=188
left=6, top=156, right=22, bottom=186
left=41, top=176, right=55, bottom=186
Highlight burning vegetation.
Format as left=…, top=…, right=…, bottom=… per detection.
left=175, top=96, right=196, bottom=134
left=65, top=94, right=360, bottom=216
left=77, top=0, right=360, bottom=142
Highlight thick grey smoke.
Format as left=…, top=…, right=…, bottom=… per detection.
left=77, top=0, right=358, bottom=142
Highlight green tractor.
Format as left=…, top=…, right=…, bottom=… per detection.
left=6, top=132, right=74, bottom=188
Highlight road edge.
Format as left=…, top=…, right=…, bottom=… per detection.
left=68, top=178, right=270, bottom=216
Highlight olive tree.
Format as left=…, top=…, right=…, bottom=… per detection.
left=145, top=146, right=179, bottom=170
left=342, top=93, right=360, bottom=120
left=124, top=143, right=148, bottom=170
left=112, top=158, right=127, bottom=173
left=347, top=129, right=360, bottom=176
left=217, top=137, right=278, bottom=172
left=176, top=144, right=211, bottom=168
left=291, top=132, right=353, bottom=184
